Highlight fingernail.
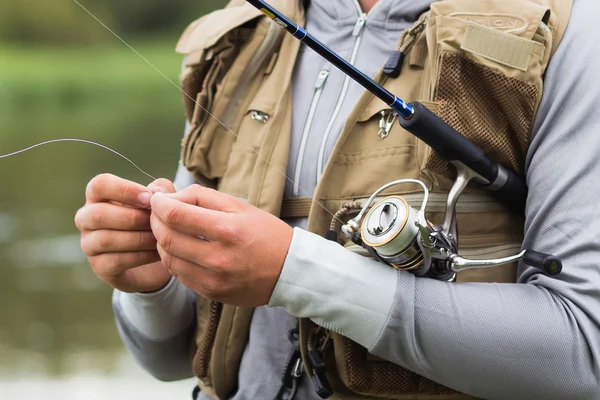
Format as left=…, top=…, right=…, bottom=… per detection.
left=138, top=192, right=152, bottom=207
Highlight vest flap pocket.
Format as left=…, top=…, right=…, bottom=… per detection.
left=180, top=14, right=280, bottom=183
left=431, top=0, right=550, bottom=40
left=244, top=99, right=277, bottom=120
left=176, top=4, right=263, bottom=57
left=434, top=14, right=548, bottom=80
left=419, top=1, right=554, bottom=181
left=232, top=100, right=277, bottom=151
left=423, top=0, right=553, bottom=100
left=357, top=101, right=389, bottom=122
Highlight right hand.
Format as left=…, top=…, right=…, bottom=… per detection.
left=75, top=173, right=175, bottom=293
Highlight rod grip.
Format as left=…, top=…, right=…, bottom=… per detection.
left=523, top=250, right=562, bottom=275
left=398, top=102, right=527, bottom=213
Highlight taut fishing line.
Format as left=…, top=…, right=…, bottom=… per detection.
left=0, top=139, right=157, bottom=181
left=44, top=0, right=343, bottom=223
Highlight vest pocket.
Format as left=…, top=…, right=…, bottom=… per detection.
left=177, top=7, right=280, bottom=183
left=218, top=103, right=275, bottom=198
left=331, top=334, right=460, bottom=397
left=420, top=0, right=553, bottom=180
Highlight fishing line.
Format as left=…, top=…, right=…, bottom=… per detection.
left=0, top=138, right=157, bottom=181
left=69, top=0, right=343, bottom=224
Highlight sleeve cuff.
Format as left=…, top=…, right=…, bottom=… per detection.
left=115, top=278, right=196, bottom=341
left=269, top=227, right=399, bottom=350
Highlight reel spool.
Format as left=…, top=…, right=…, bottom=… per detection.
left=360, top=196, right=424, bottom=272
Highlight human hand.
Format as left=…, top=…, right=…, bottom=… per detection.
left=149, top=185, right=294, bottom=307
left=75, top=173, right=175, bottom=293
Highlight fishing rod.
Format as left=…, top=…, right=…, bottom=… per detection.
left=246, top=0, right=526, bottom=215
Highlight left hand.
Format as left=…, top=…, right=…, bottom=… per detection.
left=149, top=185, right=294, bottom=307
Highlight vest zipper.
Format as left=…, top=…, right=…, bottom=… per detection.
left=377, top=110, right=398, bottom=139
left=292, top=68, right=330, bottom=196
left=221, top=22, right=283, bottom=127
left=250, top=110, right=270, bottom=123
left=316, top=9, right=368, bottom=178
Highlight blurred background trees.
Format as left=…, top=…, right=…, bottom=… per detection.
left=0, top=0, right=226, bottom=45
left=0, top=1, right=227, bottom=398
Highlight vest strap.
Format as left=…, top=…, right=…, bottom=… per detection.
left=281, top=197, right=312, bottom=219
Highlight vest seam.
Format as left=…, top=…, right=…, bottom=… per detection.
left=334, top=146, right=415, bottom=163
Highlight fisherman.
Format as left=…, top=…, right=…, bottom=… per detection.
left=75, top=0, right=600, bottom=399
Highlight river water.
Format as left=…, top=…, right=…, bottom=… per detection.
left=0, top=56, right=199, bottom=398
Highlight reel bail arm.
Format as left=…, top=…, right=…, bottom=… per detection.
left=441, top=161, right=488, bottom=248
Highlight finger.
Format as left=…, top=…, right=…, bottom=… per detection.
left=156, top=244, right=220, bottom=296
left=90, top=251, right=161, bottom=277
left=167, top=184, right=244, bottom=212
left=150, top=192, right=234, bottom=242
left=150, top=213, right=219, bottom=267
left=116, top=260, right=171, bottom=294
left=86, top=173, right=153, bottom=208
left=81, top=230, right=157, bottom=256
left=75, top=203, right=151, bottom=231
left=148, top=178, right=175, bottom=194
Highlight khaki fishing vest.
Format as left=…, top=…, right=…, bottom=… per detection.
left=176, top=0, right=573, bottom=398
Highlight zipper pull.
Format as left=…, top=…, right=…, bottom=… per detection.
left=377, top=111, right=398, bottom=139
left=315, top=69, right=330, bottom=89
left=352, top=13, right=367, bottom=36
left=250, top=110, right=270, bottom=124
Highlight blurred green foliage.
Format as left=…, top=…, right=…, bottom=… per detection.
left=0, top=40, right=182, bottom=119
left=0, top=0, right=227, bottom=45
left=0, top=0, right=227, bottom=379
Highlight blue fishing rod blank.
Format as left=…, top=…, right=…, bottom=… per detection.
left=245, top=0, right=528, bottom=214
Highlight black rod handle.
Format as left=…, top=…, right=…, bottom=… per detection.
left=523, top=250, right=562, bottom=275
left=397, top=102, right=527, bottom=214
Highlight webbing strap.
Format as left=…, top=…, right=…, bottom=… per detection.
left=280, top=197, right=312, bottom=219
left=410, top=39, right=428, bottom=68
left=461, top=23, right=535, bottom=71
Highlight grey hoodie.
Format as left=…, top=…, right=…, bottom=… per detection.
left=113, top=0, right=600, bottom=399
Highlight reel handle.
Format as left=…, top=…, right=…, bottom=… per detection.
left=449, top=249, right=562, bottom=276
left=523, top=250, right=562, bottom=275
left=397, top=102, right=527, bottom=215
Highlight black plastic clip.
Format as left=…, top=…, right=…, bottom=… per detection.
left=383, top=51, right=405, bottom=78
left=325, top=230, right=338, bottom=242
left=308, top=349, right=333, bottom=399
left=275, top=325, right=304, bottom=400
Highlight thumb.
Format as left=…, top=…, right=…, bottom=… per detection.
left=148, top=179, right=175, bottom=194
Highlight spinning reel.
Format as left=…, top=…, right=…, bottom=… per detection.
left=342, top=164, right=562, bottom=281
